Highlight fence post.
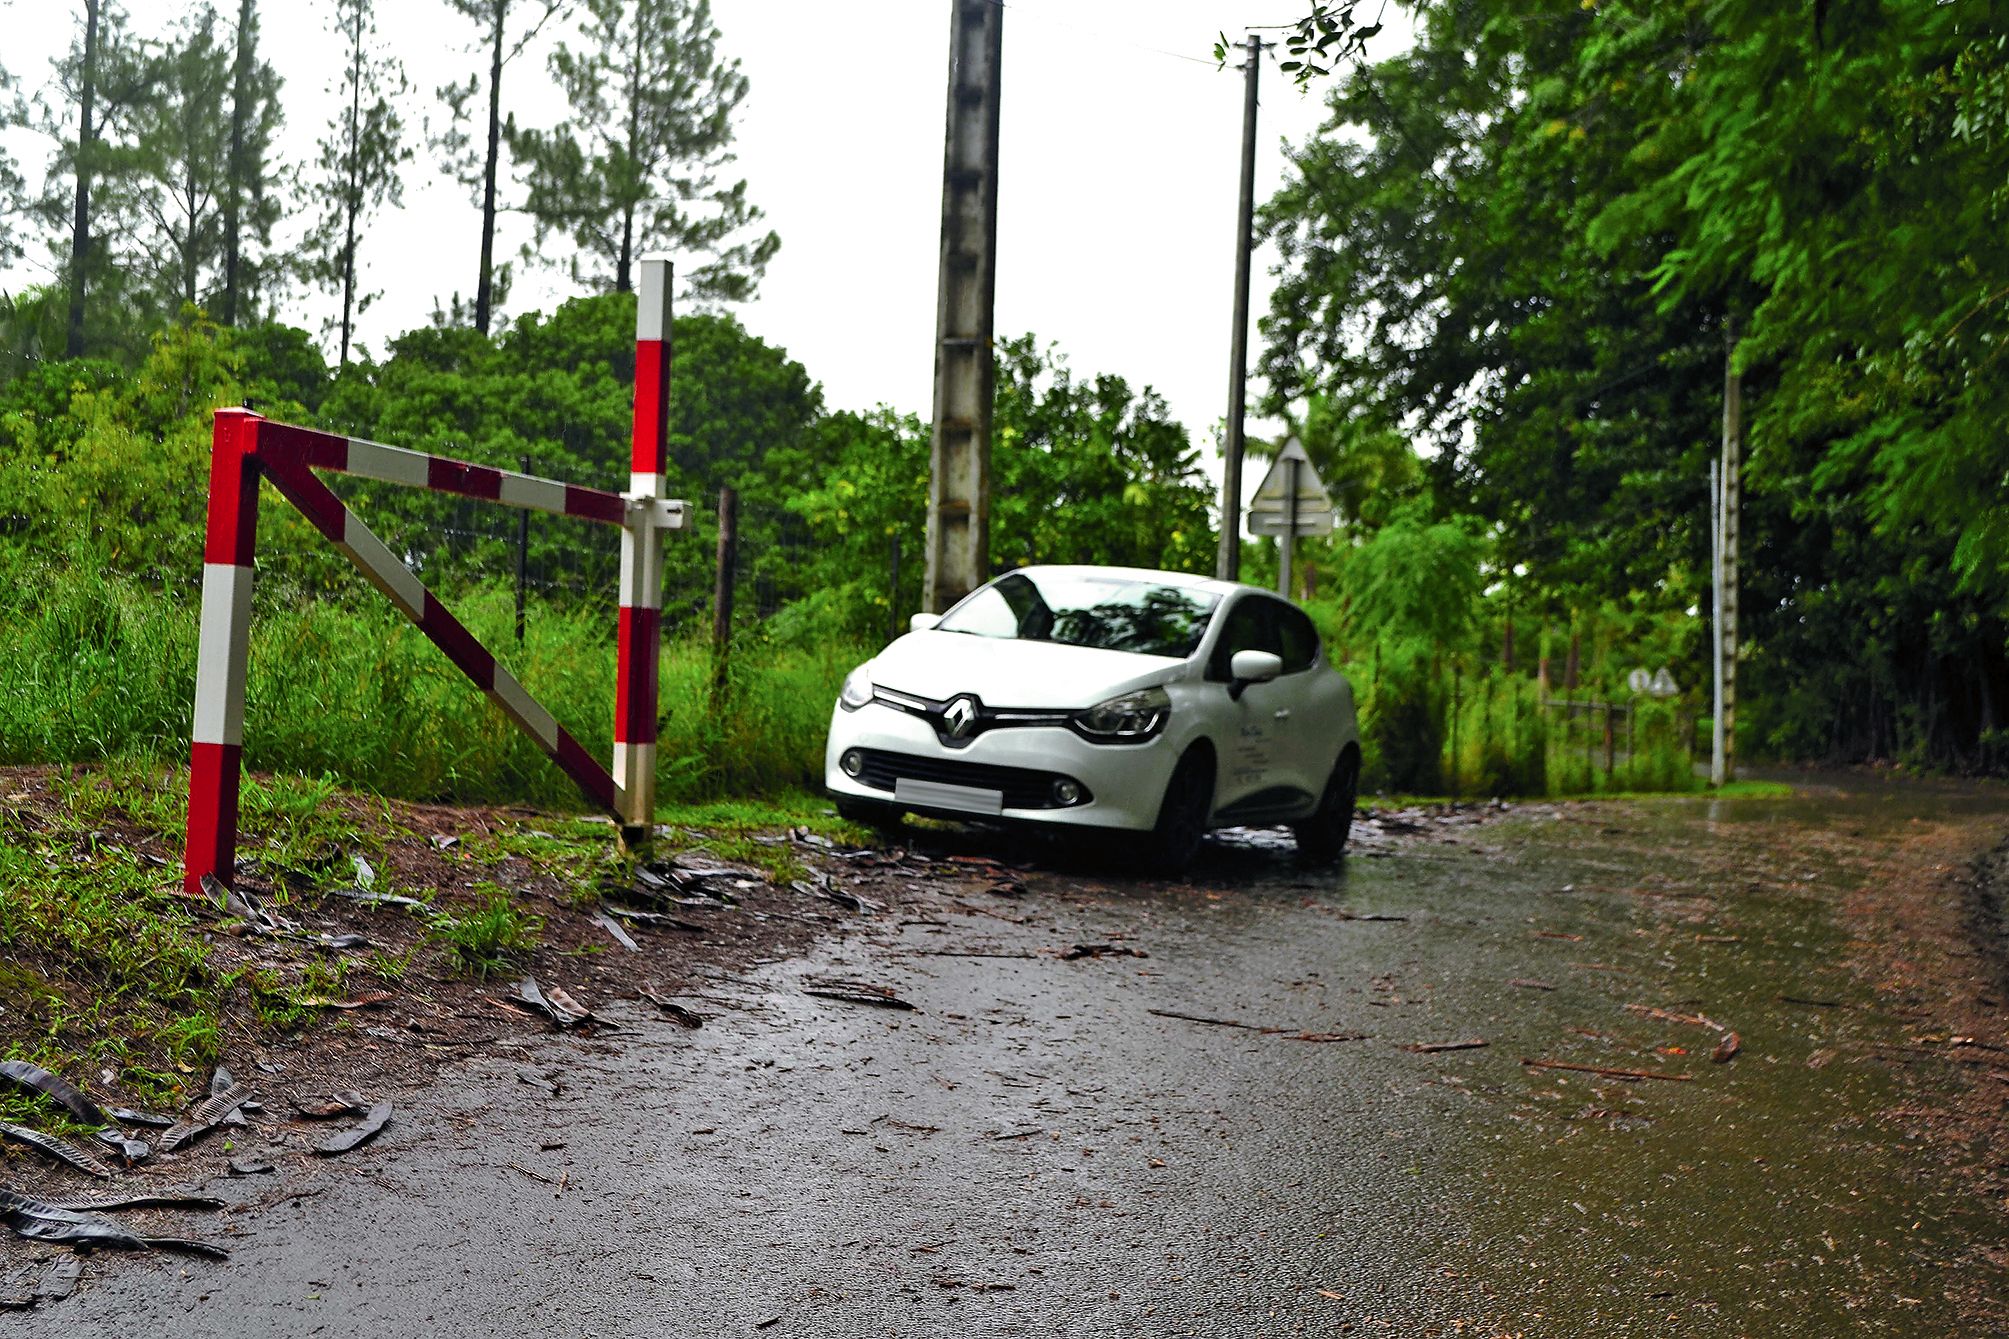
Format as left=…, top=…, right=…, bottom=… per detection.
left=515, top=452, right=530, bottom=643
left=712, top=486, right=738, bottom=700
left=616, top=257, right=674, bottom=849
left=1449, top=659, right=1461, bottom=799
left=185, top=408, right=263, bottom=894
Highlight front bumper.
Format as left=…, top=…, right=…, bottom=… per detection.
left=824, top=701, right=1179, bottom=833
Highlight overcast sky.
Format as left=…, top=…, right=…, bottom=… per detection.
left=0, top=1, right=1410, bottom=496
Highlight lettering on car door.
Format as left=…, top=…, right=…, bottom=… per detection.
left=1208, top=596, right=1283, bottom=805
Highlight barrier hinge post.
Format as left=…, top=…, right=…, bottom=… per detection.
left=185, top=407, right=263, bottom=894
left=616, top=256, right=674, bottom=849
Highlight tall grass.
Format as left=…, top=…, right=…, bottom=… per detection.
left=0, top=554, right=1700, bottom=810
left=0, top=560, right=858, bottom=809
left=1340, top=652, right=1701, bottom=800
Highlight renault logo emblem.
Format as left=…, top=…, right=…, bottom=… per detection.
left=941, top=696, right=979, bottom=741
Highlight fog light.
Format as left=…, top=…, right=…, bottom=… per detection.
left=840, top=749, right=865, bottom=778
left=1052, top=778, right=1082, bottom=806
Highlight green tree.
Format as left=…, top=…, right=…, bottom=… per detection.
left=316, top=292, right=822, bottom=604
left=1332, top=506, right=1488, bottom=794
left=1262, top=0, right=2009, bottom=769
left=780, top=408, right=929, bottom=641
left=989, top=335, right=1213, bottom=576
left=508, top=0, right=777, bottom=299
left=36, top=0, right=154, bottom=358
left=0, top=61, right=27, bottom=275
left=1595, top=0, right=2009, bottom=766
left=1262, top=1, right=1722, bottom=613
left=219, top=0, right=284, bottom=325
left=306, top=0, right=410, bottom=366
left=435, top=0, right=569, bottom=334
left=126, top=8, right=234, bottom=311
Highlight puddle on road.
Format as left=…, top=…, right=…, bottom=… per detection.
left=1137, top=787, right=2008, bottom=1334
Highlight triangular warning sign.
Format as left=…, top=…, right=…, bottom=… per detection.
left=1249, top=439, right=1333, bottom=513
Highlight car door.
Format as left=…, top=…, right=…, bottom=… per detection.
left=1269, top=599, right=1341, bottom=797
left=1202, top=594, right=1295, bottom=816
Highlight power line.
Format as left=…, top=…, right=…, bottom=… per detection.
left=956, top=0, right=1226, bottom=72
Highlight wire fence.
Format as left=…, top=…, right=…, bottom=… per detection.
left=322, top=477, right=836, bottom=645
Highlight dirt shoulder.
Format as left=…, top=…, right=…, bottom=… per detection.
left=0, top=772, right=1507, bottom=1210
left=1845, top=822, right=2009, bottom=1311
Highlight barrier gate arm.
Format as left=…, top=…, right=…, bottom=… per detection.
left=185, top=257, right=685, bottom=892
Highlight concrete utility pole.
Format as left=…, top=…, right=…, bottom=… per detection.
left=1216, top=32, right=1261, bottom=583
left=1714, top=323, right=1742, bottom=786
left=924, top=0, right=1003, bottom=613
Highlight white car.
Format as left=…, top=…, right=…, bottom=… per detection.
left=824, top=565, right=1362, bottom=869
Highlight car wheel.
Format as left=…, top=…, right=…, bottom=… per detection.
left=834, top=797, right=903, bottom=833
left=1294, top=750, right=1359, bottom=864
left=1147, top=751, right=1214, bottom=875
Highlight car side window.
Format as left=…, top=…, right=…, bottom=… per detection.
left=1206, top=597, right=1279, bottom=680
left=1275, top=603, right=1319, bottom=673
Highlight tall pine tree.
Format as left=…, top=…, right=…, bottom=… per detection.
left=219, top=0, right=282, bottom=325
left=128, top=8, right=232, bottom=311
left=0, top=61, right=26, bottom=274
left=435, top=0, right=568, bottom=334
left=36, top=0, right=153, bottom=357
left=306, top=0, right=410, bottom=365
left=507, top=0, right=777, bottom=299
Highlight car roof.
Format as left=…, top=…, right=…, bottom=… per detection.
left=1003, top=564, right=1269, bottom=601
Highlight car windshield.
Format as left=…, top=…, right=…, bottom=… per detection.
left=935, top=572, right=1219, bottom=659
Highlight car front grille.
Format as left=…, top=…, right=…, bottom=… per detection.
left=853, top=748, right=1089, bottom=811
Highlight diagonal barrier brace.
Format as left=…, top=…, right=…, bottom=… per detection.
left=260, top=454, right=624, bottom=815
left=183, top=269, right=687, bottom=891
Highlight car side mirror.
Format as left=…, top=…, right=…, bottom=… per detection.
left=908, top=612, right=941, bottom=633
left=1227, top=649, right=1283, bottom=700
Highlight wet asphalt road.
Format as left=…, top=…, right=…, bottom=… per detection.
left=19, top=780, right=2009, bottom=1336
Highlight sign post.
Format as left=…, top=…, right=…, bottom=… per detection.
left=1245, top=438, right=1334, bottom=596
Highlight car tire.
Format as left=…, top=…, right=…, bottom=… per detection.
left=834, top=797, right=904, bottom=833
left=1295, top=749, right=1359, bottom=864
left=1146, top=751, right=1214, bottom=875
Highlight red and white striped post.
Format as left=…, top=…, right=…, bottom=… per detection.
left=185, top=408, right=262, bottom=894
left=615, top=256, right=673, bottom=846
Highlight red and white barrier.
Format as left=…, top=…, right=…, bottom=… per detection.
left=184, top=257, right=686, bottom=893
left=616, top=258, right=674, bottom=832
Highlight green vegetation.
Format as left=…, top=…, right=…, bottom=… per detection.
left=0, top=782, right=223, bottom=1101
left=0, top=2, right=1992, bottom=855
left=429, top=885, right=543, bottom=977
left=1261, top=0, right=2007, bottom=775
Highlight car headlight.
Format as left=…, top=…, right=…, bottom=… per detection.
left=838, top=665, right=873, bottom=711
left=1072, top=686, right=1170, bottom=742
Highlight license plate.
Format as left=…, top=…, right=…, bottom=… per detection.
left=895, top=778, right=1004, bottom=815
